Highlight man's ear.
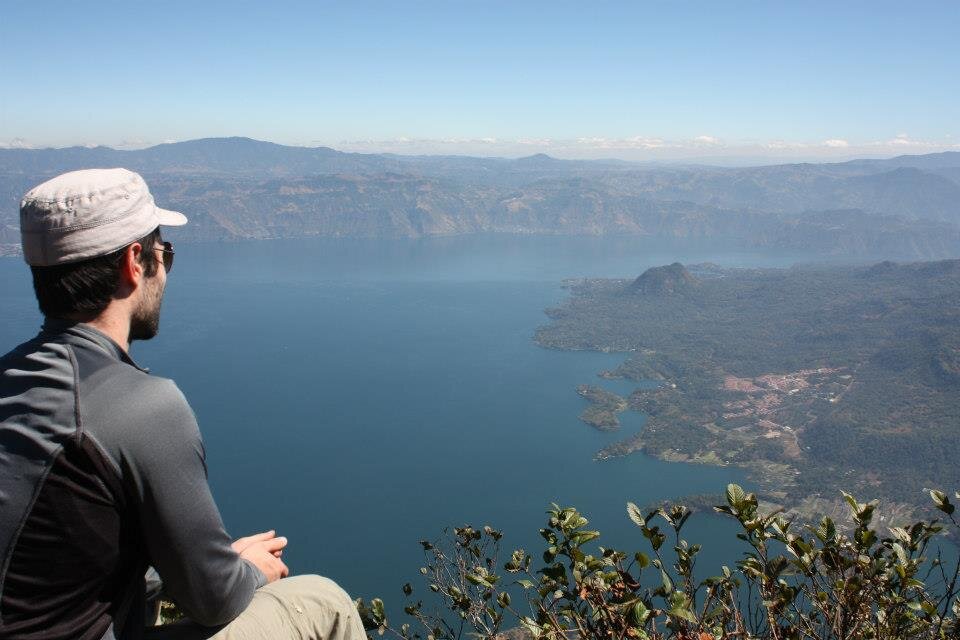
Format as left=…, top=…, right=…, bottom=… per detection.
left=118, top=242, right=145, bottom=292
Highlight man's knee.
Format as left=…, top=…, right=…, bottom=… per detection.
left=144, top=576, right=363, bottom=640
left=261, top=574, right=363, bottom=639
left=266, top=574, right=353, bottom=607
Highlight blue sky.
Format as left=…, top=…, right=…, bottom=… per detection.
left=1, top=1, right=957, bottom=160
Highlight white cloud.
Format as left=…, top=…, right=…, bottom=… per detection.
left=762, top=140, right=804, bottom=150
left=625, top=136, right=668, bottom=149
left=876, top=134, right=960, bottom=149
left=114, top=138, right=152, bottom=150
left=0, top=137, right=33, bottom=149
left=574, top=136, right=673, bottom=150
left=315, top=133, right=960, bottom=161
left=693, top=135, right=721, bottom=146
left=517, top=137, right=553, bottom=146
left=349, top=136, right=502, bottom=147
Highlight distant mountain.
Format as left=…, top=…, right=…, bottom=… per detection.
left=0, top=137, right=397, bottom=177
left=2, top=138, right=959, bottom=261
left=840, top=151, right=960, bottom=171
left=593, top=163, right=960, bottom=223
left=627, top=263, right=699, bottom=295
left=515, top=153, right=561, bottom=166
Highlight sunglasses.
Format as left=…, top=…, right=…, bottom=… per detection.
left=155, top=241, right=175, bottom=273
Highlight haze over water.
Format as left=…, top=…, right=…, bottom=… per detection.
left=0, top=235, right=819, bottom=610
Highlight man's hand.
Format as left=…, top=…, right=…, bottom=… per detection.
left=232, top=530, right=285, bottom=557
left=232, top=530, right=289, bottom=583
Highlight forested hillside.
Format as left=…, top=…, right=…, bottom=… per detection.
left=536, top=260, right=960, bottom=522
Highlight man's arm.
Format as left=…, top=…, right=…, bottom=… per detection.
left=117, top=378, right=269, bottom=627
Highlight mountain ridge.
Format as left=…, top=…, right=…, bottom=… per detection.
left=2, top=138, right=959, bottom=260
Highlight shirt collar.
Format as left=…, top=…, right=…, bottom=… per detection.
left=39, top=318, right=149, bottom=373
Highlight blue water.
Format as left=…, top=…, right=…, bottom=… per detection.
left=0, top=235, right=814, bottom=616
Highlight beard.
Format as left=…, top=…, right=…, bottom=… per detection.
left=129, top=274, right=164, bottom=342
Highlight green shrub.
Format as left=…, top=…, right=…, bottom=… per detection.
left=358, top=486, right=960, bottom=640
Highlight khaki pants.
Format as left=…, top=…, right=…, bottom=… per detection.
left=144, top=575, right=367, bottom=640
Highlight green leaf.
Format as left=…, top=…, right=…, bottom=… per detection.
left=370, top=598, right=386, bottom=626
left=889, top=527, right=911, bottom=544
left=930, top=489, right=955, bottom=514
left=465, top=573, right=494, bottom=588
left=668, top=606, right=697, bottom=623
left=520, top=617, right=543, bottom=639
left=704, top=604, right=725, bottom=620
left=517, top=579, right=535, bottom=589
left=651, top=532, right=666, bottom=551
left=660, top=568, right=673, bottom=594
left=572, top=530, right=601, bottom=546
left=627, top=502, right=646, bottom=528
left=841, top=491, right=858, bottom=511
left=893, top=543, right=909, bottom=566
left=631, top=601, right=650, bottom=625
left=726, top=483, right=745, bottom=507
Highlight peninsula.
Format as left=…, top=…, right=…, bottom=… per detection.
left=576, top=384, right=628, bottom=430
left=537, top=260, right=960, bottom=521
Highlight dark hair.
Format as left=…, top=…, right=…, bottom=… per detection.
left=30, top=227, right=162, bottom=319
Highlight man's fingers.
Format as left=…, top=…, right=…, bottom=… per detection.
left=259, top=536, right=288, bottom=553
left=242, top=530, right=276, bottom=544
left=232, top=530, right=278, bottom=554
left=251, top=530, right=277, bottom=540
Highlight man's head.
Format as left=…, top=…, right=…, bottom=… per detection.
left=20, top=168, right=187, bottom=341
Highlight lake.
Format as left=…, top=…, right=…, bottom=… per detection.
left=0, top=235, right=819, bottom=617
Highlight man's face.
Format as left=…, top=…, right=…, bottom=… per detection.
left=129, top=243, right=168, bottom=342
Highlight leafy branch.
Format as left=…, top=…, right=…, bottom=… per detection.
left=358, top=485, right=960, bottom=640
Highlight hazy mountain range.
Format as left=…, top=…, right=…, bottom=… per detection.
left=2, top=137, right=959, bottom=260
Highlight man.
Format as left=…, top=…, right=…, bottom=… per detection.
left=0, top=169, right=366, bottom=640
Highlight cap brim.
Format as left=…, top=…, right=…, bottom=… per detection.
left=157, top=206, right=188, bottom=226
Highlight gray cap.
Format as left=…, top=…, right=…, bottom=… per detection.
left=20, top=168, right=188, bottom=266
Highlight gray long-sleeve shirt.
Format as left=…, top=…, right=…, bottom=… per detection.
left=0, top=320, right=265, bottom=639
